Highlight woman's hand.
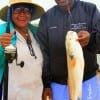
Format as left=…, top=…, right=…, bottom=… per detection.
left=0, top=31, right=14, bottom=47
left=77, top=31, right=90, bottom=47
left=42, top=88, right=52, bottom=100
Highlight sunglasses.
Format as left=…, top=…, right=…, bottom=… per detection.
left=12, top=7, right=32, bottom=14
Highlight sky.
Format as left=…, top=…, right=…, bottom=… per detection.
left=0, top=0, right=56, bottom=11
left=0, top=0, right=100, bottom=10
left=0, top=0, right=100, bottom=23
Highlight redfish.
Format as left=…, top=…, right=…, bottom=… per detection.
left=65, top=31, right=85, bottom=100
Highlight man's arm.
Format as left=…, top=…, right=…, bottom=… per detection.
left=37, top=14, right=52, bottom=100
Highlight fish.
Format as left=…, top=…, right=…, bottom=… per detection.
left=96, top=69, right=100, bottom=86
left=65, top=31, right=85, bottom=100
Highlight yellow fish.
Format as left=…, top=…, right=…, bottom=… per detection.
left=65, top=31, right=85, bottom=100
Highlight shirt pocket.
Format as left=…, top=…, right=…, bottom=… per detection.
left=48, top=25, right=66, bottom=51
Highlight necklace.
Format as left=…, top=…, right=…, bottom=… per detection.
left=26, top=32, right=36, bottom=58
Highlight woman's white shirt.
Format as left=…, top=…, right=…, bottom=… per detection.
left=8, top=30, right=43, bottom=100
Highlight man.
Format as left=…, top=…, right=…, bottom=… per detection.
left=37, top=0, right=100, bottom=100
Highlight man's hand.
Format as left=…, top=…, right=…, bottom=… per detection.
left=42, top=88, right=52, bottom=100
left=77, top=31, right=90, bottom=47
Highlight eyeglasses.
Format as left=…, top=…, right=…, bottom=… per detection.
left=12, top=7, right=32, bottom=14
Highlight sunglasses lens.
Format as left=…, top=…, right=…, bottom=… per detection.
left=13, top=8, right=21, bottom=13
left=13, top=7, right=31, bottom=14
left=24, top=8, right=30, bottom=13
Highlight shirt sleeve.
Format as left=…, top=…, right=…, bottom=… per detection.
left=88, top=5, right=100, bottom=53
left=37, top=14, right=52, bottom=88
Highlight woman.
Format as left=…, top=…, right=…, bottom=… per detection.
left=0, top=0, right=44, bottom=100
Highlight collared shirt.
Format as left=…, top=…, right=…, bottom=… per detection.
left=8, top=30, right=43, bottom=99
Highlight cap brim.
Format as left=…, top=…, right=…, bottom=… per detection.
left=0, top=3, right=45, bottom=21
